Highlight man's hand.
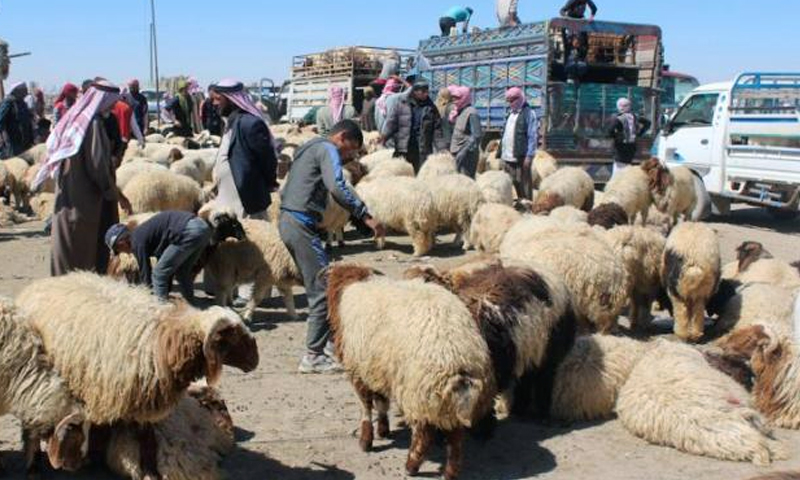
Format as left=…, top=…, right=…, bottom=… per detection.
left=118, top=191, right=133, bottom=216
left=364, top=216, right=386, bottom=239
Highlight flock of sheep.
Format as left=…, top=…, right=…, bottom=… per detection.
left=0, top=124, right=798, bottom=479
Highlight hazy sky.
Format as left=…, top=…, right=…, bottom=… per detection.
left=1, top=0, right=798, bottom=91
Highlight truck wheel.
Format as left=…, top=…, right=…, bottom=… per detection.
left=767, top=207, right=800, bottom=221
left=691, top=173, right=712, bottom=221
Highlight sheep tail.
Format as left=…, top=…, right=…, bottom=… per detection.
left=445, top=374, right=488, bottom=429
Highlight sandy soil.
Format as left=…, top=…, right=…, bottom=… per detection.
left=0, top=207, right=798, bottom=480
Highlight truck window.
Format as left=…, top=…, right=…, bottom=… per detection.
left=671, top=93, right=719, bottom=129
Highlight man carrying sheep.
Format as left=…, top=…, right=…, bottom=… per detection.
left=105, top=211, right=212, bottom=303
left=279, top=119, right=385, bottom=374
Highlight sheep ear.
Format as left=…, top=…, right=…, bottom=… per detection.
left=203, top=313, right=259, bottom=386
left=47, top=411, right=88, bottom=472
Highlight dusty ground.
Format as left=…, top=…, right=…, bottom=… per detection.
left=0, top=207, right=798, bottom=480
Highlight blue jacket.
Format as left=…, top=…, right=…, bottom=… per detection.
left=226, top=112, right=279, bottom=215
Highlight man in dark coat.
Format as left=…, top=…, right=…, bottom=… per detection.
left=128, top=79, right=150, bottom=134
left=165, top=80, right=194, bottom=137
left=0, top=82, right=34, bottom=159
left=381, top=81, right=445, bottom=173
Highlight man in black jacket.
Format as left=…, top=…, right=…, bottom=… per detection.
left=0, top=82, right=34, bottom=159
left=560, top=0, right=597, bottom=20
left=381, top=81, right=445, bottom=173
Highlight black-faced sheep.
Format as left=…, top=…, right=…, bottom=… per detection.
left=531, top=167, right=595, bottom=215
left=326, top=264, right=495, bottom=480
left=662, top=222, right=721, bottom=342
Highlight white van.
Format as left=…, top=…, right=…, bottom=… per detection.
left=657, top=72, right=800, bottom=218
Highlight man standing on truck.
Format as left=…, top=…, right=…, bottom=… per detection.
left=498, top=87, right=538, bottom=200
left=440, top=6, right=474, bottom=36
left=560, top=0, right=597, bottom=21
left=497, top=0, right=521, bottom=28
left=279, top=120, right=385, bottom=374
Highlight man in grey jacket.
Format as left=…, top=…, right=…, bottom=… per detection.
left=279, top=119, right=385, bottom=373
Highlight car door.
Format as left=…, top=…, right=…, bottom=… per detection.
left=660, top=92, right=720, bottom=171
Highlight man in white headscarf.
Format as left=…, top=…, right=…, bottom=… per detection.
left=608, top=97, right=651, bottom=176
left=497, top=0, right=521, bottom=27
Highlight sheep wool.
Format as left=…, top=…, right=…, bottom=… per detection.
left=600, top=164, right=653, bottom=224
left=417, top=152, right=457, bottom=180
left=651, top=165, right=698, bottom=226
left=709, top=281, right=797, bottom=343
left=116, top=161, right=169, bottom=190
left=532, top=150, right=558, bottom=188
left=24, top=163, right=55, bottom=194
left=616, top=340, right=784, bottom=465
left=18, top=143, right=47, bottom=165
left=123, top=169, right=205, bottom=215
left=662, top=222, right=721, bottom=342
left=358, top=148, right=394, bottom=173
left=736, top=259, right=800, bottom=291
left=361, top=157, right=414, bottom=183
left=3, top=156, right=30, bottom=210
left=355, top=176, right=437, bottom=256
left=531, top=167, right=594, bottom=215
left=421, top=174, right=485, bottom=250
left=476, top=170, right=515, bottom=206
left=16, top=272, right=259, bottom=425
left=548, top=205, right=588, bottom=225
left=468, top=203, right=521, bottom=254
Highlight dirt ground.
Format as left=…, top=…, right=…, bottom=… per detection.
left=0, top=207, right=798, bottom=480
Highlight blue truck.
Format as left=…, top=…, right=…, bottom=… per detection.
left=419, top=18, right=664, bottom=182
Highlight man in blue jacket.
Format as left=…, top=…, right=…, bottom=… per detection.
left=440, top=6, right=474, bottom=36
left=280, top=120, right=384, bottom=374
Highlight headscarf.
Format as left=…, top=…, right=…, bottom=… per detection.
left=188, top=77, right=202, bottom=95
left=448, top=85, right=472, bottom=123
left=328, top=86, right=346, bottom=123
left=127, top=79, right=140, bottom=90
left=376, top=77, right=402, bottom=117
left=505, top=87, right=526, bottom=112
left=435, top=88, right=452, bottom=117
left=616, top=98, right=636, bottom=143
left=210, top=78, right=267, bottom=125
left=9, top=82, right=26, bottom=98
left=33, top=81, right=120, bottom=190
left=55, top=83, right=79, bottom=106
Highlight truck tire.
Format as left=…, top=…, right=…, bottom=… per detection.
left=690, top=172, right=712, bottom=221
left=767, top=207, right=800, bottom=221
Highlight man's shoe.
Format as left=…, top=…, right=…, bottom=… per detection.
left=298, top=354, right=343, bottom=374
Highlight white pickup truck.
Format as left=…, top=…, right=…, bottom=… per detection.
left=657, top=72, right=800, bottom=218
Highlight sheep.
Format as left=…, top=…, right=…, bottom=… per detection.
left=421, top=174, right=485, bottom=249
left=602, top=226, right=667, bottom=331
left=361, top=157, right=415, bottom=182
left=467, top=203, right=521, bottom=254
left=478, top=139, right=502, bottom=173
left=588, top=203, right=629, bottom=230
left=501, top=224, right=629, bottom=333
left=102, top=386, right=235, bottom=480
left=476, top=170, right=514, bottom=206
left=404, top=259, right=577, bottom=420
left=616, top=339, right=784, bottom=465
left=549, top=205, right=588, bottom=225
left=707, top=281, right=797, bottom=342
left=24, top=163, right=55, bottom=194
left=4, top=156, right=31, bottom=210
left=145, top=133, right=167, bottom=143
left=599, top=161, right=655, bottom=224
left=318, top=161, right=368, bottom=248
left=116, top=161, right=169, bottom=190
left=18, top=143, right=47, bottom=165
left=355, top=176, right=437, bottom=257
left=417, top=152, right=457, bottom=180
left=123, top=169, right=205, bottom=215
left=358, top=148, right=394, bottom=173
left=29, top=193, right=55, bottom=221
left=0, top=297, right=89, bottom=478
left=204, top=219, right=302, bottom=321
left=326, top=264, right=495, bottom=480
left=0, top=161, right=17, bottom=206
left=124, top=143, right=183, bottom=166
left=362, top=131, right=382, bottom=154
left=531, top=167, right=594, bottom=215
left=531, top=150, right=559, bottom=188
left=16, top=272, right=259, bottom=425
left=647, top=162, right=698, bottom=226
left=662, top=222, right=721, bottom=342
left=170, top=155, right=208, bottom=185
left=0, top=203, right=27, bottom=227
left=726, top=241, right=800, bottom=290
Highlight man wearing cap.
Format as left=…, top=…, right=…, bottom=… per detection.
left=497, top=87, right=538, bottom=200
left=106, top=211, right=212, bottom=302
left=381, top=81, right=445, bottom=174
left=0, top=82, right=34, bottom=159
left=165, top=80, right=194, bottom=137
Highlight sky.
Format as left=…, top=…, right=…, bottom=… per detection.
left=0, top=0, right=798, bottom=92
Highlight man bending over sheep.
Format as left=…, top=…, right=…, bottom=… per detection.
left=105, top=211, right=212, bottom=303
left=279, top=119, right=385, bottom=374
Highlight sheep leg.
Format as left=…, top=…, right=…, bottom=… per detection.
left=375, top=394, right=391, bottom=439
left=405, top=423, right=435, bottom=476
left=672, top=298, right=693, bottom=342
left=411, top=230, right=434, bottom=257
left=336, top=229, right=345, bottom=248
left=688, top=301, right=706, bottom=343
left=443, top=428, right=465, bottom=480
left=22, top=428, right=42, bottom=479
left=279, top=285, right=298, bottom=320
left=353, top=379, right=374, bottom=452
left=460, top=226, right=473, bottom=251
left=630, top=293, right=654, bottom=332
left=243, top=280, right=271, bottom=323
left=137, top=424, right=161, bottom=480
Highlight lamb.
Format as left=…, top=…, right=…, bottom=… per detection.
left=662, top=222, right=721, bottom=342
left=647, top=162, right=698, bottom=226
left=598, top=161, right=655, bottom=224
left=476, top=170, right=515, bottom=206
left=405, top=259, right=577, bottom=420
left=588, top=203, right=629, bottom=230
left=531, top=167, right=594, bottom=215
left=616, top=339, right=784, bottom=465
left=123, top=169, right=205, bottom=215
left=326, top=264, right=495, bottom=480
left=421, top=174, right=485, bottom=250
left=467, top=203, right=521, bottom=254
left=355, top=176, right=437, bottom=256
left=0, top=297, right=89, bottom=478
left=3, top=156, right=31, bottom=210
left=116, top=161, right=169, bottom=190
left=16, top=272, right=259, bottom=425
left=417, top=152, right=457, bottom=180
left=205, top=219, right=302, bottom=321
left=361, top=157, right=415, bottom=182
left=602, top=225, right=667, bottom=331
left=102, top=386, right=235, bottom=480
left=501, top=224, right=629, bottom=333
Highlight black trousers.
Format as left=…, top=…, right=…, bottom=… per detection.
left=440, top=17, right=456, bottom=36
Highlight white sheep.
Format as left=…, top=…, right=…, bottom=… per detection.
left=734, top=258, right=800, bottom=291
left=417, top=152, right=457, bottom=180
left=18, top=143, right=47, bottom=165
left=617, top=340, right=784, bottom=465
left=602, top=225, right=667, bottom=331
left=467, top=203, right=521, bottom=254
left=170, top=155, right=208, bottom=185
left=358, top=148, right=394, bottom=172
left=478, top=139, right=503, bottom=173
left=549, top=205, right=588, bottom=225
left=145, top=133, right=167, bottom=143
left=24, top=163, right=55, bottom=194
left=116, top=161, right=169, bottom=190
left=662, top=222, right=721, bottom=342
left=0, top=297, right=88, bottom=477
left=531, top=150, right=559, bottom=188
left=318, top=161, right=368, bottom=249
left=599, top=161, right=655, bottom=224
left=649, top=163, right=698, bottom=226
left=327, top=264, right=495, bottom=480
left=476, top=170, right=515, bottom=206
left=3, top=156, right=30, bottom=210
left=708, top=281, right=798, bottom=342
left=531, top=167, right=595, bottom=215
left=421, top=174, right=485, bottom=250
left=30, top=192, right=55, bottom=221
left=355, top=176, right=437, bottom=257
left=123, top=169, right=205, bottom=215
left=361, top=157, right=415, bottom=183
left=124, top=143, right=183, bottom=166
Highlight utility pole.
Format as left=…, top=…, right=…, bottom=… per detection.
left=150, top=0, right=161, bottom=127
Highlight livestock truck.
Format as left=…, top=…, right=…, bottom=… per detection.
left=287, top=46, right=415, bottom=124
left=418, top=18, right=664, bottom=182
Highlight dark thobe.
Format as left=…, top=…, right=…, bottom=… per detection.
left=0, top=97, right=34, bottom=159
left=51, top=116, right=119, bottom=276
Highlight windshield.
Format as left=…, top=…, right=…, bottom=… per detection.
left=671, top=93, right=719, bottom=128
left=141, top=91, right=164, bottom=102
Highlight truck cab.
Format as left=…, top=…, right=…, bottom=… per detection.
left=658, top=72, right=800, bottom=216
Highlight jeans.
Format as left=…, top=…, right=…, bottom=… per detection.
left=278, top=212, right=329, bottom=355
left=440, top=17, right=456, bottom=36
left=152, top=218, right=212, bottom=301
